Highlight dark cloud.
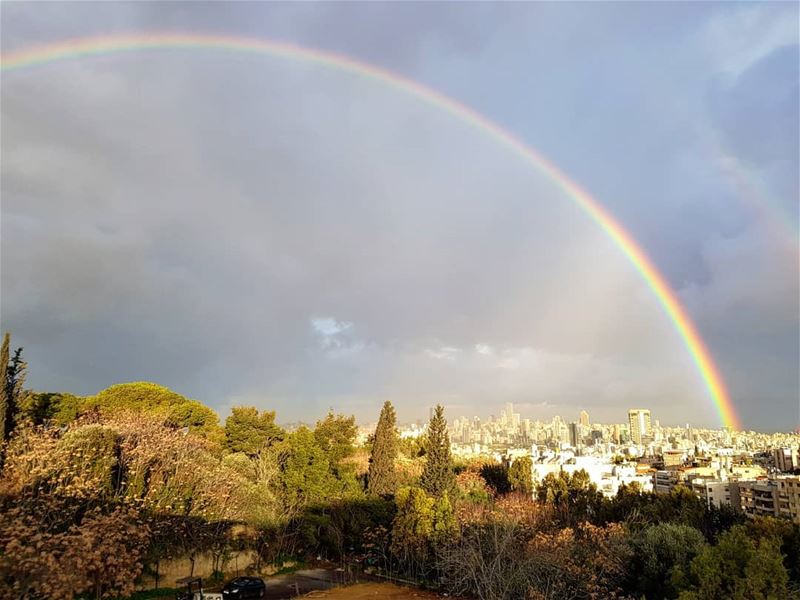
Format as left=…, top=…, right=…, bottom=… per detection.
left=709, top=44, right=799, bottom=169
left=1, top=2, right=797, bottom=429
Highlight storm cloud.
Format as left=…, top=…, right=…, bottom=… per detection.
left=1, top=2, right=797, bottom=429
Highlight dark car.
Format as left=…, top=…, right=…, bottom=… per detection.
left=221, top=577, right=266, bottom=599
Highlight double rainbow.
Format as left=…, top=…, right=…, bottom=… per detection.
left=1, top=32, right=742, bottom=430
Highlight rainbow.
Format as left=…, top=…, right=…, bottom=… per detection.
left=0, top=32, right=742, bottom=430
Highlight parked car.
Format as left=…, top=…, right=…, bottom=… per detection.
left=221, top=577, right=266, bottom=599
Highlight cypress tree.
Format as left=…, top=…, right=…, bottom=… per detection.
left=0, top=333, right=25, bottom=464
left=420, top=404, right=454, bottom=497
left=0, top=333, right=9, bottom=450
left=368, top=400, right=398, bottom=496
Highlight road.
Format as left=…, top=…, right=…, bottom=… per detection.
left=263, top=567, right=378, bottom=599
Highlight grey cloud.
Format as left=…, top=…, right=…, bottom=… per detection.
left=709, top=44, right=799, bottom=169
left=1, top=2, right=797, bottom=429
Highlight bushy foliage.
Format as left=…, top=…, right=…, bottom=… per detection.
left=276, top=426, right=360, bottom=509
left=225, top=406, right=283, bottom=456
left=390, top=486, right=456, bottom=580
left=0, top=363, right=796, bottom=600
left=0, top=503, right=149, bottom=600
left=679, top=525, right=789, bottom=599
left=83, top=382, right=222, bottom=441
left=454, top=468, right=493, bottom=504
left=19, top=391, right=81, bottom=426
left=294, top=496, right=395, bottom=559
left=629, top=522, right=708, bottom=599
left=536, top=469, right=603, bottom=525
left=479, top=462, right=511, bottom=495
left=508, top=456, right=533, bottom=495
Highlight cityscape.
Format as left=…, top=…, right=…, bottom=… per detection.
left=384, top=403, right=800, bottom=520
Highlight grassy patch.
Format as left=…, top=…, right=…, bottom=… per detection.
left=272, top=560, right=306, bottom=576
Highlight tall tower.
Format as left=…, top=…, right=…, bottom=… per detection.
left=579, top=410, right=589, bottom=427
left=628, top=409, right=652, bottom=445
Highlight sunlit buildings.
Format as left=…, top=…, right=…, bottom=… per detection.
left=775, top=447, right=799, bottom=472
left=628, top=409, right=652, bottom=445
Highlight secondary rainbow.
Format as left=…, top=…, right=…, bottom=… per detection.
left=0, top=32, right=742, bottom=430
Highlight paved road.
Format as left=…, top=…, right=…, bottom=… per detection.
left=263, top=567, right=379, bottom=599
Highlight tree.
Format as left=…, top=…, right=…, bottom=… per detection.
left=276, top=427, right=339, bottom=508
left=420, top=405, right=454, bottom=498
left=313, top=411, right=361, bottom=496
left=18, top=392, right=81, bottom=426
left=368, top=401, right=398, bottom=496
left=479, top=462, right=511, bottom=495
left=631, top=522, right=708, bottom=599
left=679, top=525, right=789, bottom=600
left=745, top=516, right=800, bottom=583
left=0, top=333, right=9, bottom=451
left=431, top=492, right=457, bottom=541
left=508, top=456, right=533, bottom=495
left=314, top=411, right=358, bottom=466
left=536, top=469, right=602, bottom=525
left=86, top=382, right=222, bottom=440
left=224, top=406, right=283, bottom=456
left=536, top=471, right=569, bottom=505
left=0, top=333, right=26, bottom=455
left=391, top=486, right=435, bottom=578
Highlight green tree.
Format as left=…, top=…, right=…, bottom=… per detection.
left=508, top=456, right=533, bottom=495
left=632, top=522, right=708, bottom=599
left=431, top=492, right=457, bottom=541
left=679, top=525, right=789, bottom=600
left=536, top=470, right=570, bottom=505
left=745, top=516, right=800, bottom=586
left=391, top=486, right=435, bottom=575
left=368, top=401, right=398, bottom=496
left=314, top=411, right=361, bottom=495
left=314, top=411, right=357, bottom=466
left=88, top=382, right=188, bottom=412
left=0, top=333, right=26, bottom=458
left=420, top=405, right=454, bottom=498
left=18, top=392, right=81, bottom=426
left=165, top=400, right=222, bottom=441
left=86, top=382, right=221, bottom=439
left=276, top=427, right=339, bottom=508
left=224, top=406, right=283, bottom=456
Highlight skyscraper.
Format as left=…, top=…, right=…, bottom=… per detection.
left=569, top=422, right=581, bottom=447
left=580, top=410, right=589, bottom=427
left=628, top=409, right=652, bottom=445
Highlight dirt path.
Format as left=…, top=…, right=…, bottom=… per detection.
left=297, top=582, right=448, bottom=599
left=259, top=568, right=448, bottom=600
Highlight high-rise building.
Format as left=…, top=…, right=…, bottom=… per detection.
left=569, top=422, right=581, bottom=447
left=628, top=409, right=652, bottom=445
left=580, top=410, right=589, bottom=427
left=775, top=448, right=799, bottom=473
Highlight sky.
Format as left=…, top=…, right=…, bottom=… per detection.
left=1, top=2, right=798, bottom=431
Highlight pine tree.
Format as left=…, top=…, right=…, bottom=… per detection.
left=420, top=404, right=454, bottom=497
left=368, top=400, right=398, bottom=496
